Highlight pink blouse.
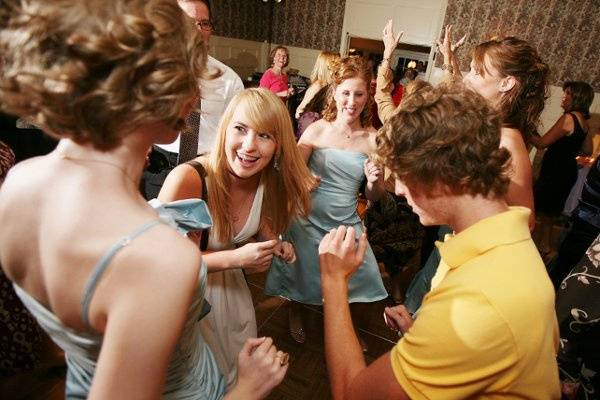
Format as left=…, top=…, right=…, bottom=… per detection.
left=259, top=68, right=289, bottom=96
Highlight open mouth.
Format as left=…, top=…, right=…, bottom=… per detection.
left=236, top=152, right=260, bottom=167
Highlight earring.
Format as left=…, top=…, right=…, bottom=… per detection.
left=273, top=156, right=280, bottom=171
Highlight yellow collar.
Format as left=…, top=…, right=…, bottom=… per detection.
left=436, top=207, right=532, bottom=270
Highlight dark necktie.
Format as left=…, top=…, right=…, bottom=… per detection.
left=177, top=102, right=201, bottom=165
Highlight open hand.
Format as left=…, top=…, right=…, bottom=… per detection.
left=382, top=19, right=404, bottom=59
left=436, top=25, right=467, bottom=59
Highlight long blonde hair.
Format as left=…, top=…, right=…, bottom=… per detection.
left=206, top=88, right=313, bottom=242
left=310, top=51, right=340, bottom=86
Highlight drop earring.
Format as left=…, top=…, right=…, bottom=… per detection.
left=273, top=155, right=280, bottom=171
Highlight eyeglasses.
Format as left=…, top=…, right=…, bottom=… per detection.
left=196, top=19, right=213, bottom=31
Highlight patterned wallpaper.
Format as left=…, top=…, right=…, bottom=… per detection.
left=441, top=0, right=600, bottom=91
left=211, top=0, right=270, bottom=43
left=211, top=0, right=345, bottom=52
left=271, top=0, right=345, bottom=52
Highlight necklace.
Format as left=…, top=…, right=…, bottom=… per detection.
left=57, top=151, right=138, bottom=188
left=231, top=191, right=256, bottom=224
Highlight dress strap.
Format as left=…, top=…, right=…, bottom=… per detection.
left=81, top=219, right=165, bottom=330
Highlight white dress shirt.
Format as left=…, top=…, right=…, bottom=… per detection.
left=158, top=56, right=244, bottom=155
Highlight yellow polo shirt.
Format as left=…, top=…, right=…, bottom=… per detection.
left=390, top=207, right=560, bottom=399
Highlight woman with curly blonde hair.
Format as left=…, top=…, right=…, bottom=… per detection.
left=0, top=0, right=287, bottom=398
left=158, top=88, right=313, bottom=387
left=266, top=56, right=388, bottom=345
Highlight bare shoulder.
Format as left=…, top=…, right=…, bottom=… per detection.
left=500, top=127, right=528, bottom=155
left=299, top=119, right=328, bottom=145
left=89, top=224, right=202, bottom=331
left=158, top=158, right=207, bottom=202
left=366, top=127, right=379, bottom=152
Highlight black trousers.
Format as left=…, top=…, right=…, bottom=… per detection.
left=549, top=216, right=600, bottom=289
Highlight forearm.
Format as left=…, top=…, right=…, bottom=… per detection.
left=374, top=62, right=396, bottom=125
left=202, top=249, right=241, bottom=272
left=322, top=278, right=366, bottom=400
left=365, top=179, right=385, bottom=202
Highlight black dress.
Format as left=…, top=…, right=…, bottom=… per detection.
left=534, top=112, right=586, bottom=216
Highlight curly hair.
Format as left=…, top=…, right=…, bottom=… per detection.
left=472, top=37, right=549, bottom=139
left=0, top=0, right=207, bottom=150
left=563, top=81, right=594, bottom=119
left=377, top=83, right=511, bottom=199
left=322, top=56, right=373, bottom=127
left=309, top=51, right=339, bottom=85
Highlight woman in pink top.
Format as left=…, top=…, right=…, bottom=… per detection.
left=260, top=46, right=294, bottom=101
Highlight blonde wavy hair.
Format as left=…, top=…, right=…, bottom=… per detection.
left=0, top=0, right=207, bottom=150
left=206, top=88, right=314, bottom=242
left=322, top=56, right=373, bottom=127
left=310, top=51, right=340, bottom=86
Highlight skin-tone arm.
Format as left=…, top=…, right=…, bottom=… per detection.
left=528, top=113, right=575, bottom=149
left=88, top=236, right=201, bottom=400
left=158, top=164, right=278, bottom=273
left=501, top=128, right=535, bottom=230
left=376, top=20, right=403, bottom=124
left=295, top=82, right=323, bottom=119
left=319, top=226, right=408, bottom=400
left=437, top=25, right=466, bottom=82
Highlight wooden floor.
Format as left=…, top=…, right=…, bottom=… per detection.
left=0, top=269, right=399, bottom=400
left=248, top=271, right=398, bottom=400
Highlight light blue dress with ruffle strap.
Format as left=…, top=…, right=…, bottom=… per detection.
left=265, top=148, right=388, bottom=304
left=13, top=199, right=225, bottom=399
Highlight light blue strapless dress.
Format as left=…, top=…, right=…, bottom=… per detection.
left=265, top=148, right=388, bottom=304
left=13, top=201, right=225, bottom=399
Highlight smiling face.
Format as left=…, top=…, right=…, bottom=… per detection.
left=224, top=104, right=277, bottom=179
left=333, top=77, right=369, bottom=123
left=273, top=48, right=288, bottom=69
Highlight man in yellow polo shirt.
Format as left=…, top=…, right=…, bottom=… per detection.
left=318, top=83, right=560, bottom=399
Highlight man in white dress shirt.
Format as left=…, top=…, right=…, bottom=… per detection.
left=144, top=0, right=244, bottom=198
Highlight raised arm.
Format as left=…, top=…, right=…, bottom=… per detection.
left=375, top=20, right=404, bottom=124
left=436, top=25, right=467, bottom=83
left=319, top=226, right=408, bottom=400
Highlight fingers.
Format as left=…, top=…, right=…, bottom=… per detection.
left=455, top=34, right=467, bottom=48
left=257, top=239, right=279, bottom=251
left=355, top=233, right=367, bottom=264
left=241, top=336, right=268, bottom=357
left=395, top=305, right=414, bottom=333
left=383, top=307, right=402, bottom=331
